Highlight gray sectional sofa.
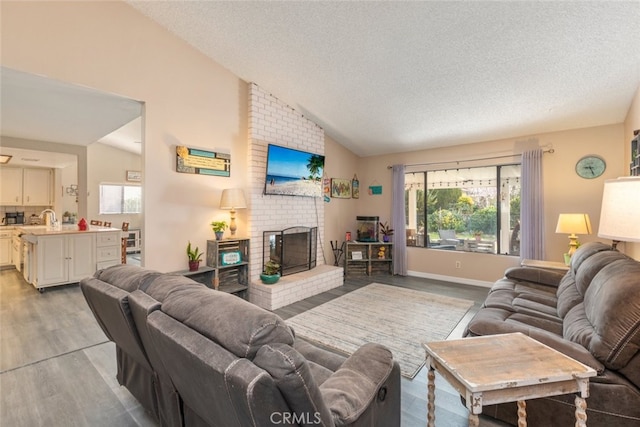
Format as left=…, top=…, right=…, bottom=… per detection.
left=80, top=264, right=400, bottom=427
left=464, top=242, right=640, bottom=427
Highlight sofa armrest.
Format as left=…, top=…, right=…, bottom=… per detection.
left=505, top=266, right=565, bottom=288
left=320, top=343, right=397, bottom=425
left=528, top=330, right=605, bottom=374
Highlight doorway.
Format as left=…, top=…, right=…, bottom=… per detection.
left=0, top=67, right=145, bottom=264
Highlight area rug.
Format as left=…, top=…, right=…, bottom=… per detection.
left=286, top=283, right=474, bottom=378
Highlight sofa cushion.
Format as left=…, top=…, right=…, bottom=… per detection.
left=568, top=242, right=613, bottom=274
left=483, top=286, right=560, bottom=321
left=556, top=249, right=623, bottom=318
left=564, top=258, right=640, bottom=370
left=254, top=343, right=333, bottom=426
left=142, top=272, right=204, bottom=302
left=94, top=264, right=162, bottom=292
left=293, top=338, right=346, bottom=374
left=158, top=283, right=294, bottom=359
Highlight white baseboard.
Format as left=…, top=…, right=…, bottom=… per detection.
left=407, top=270, right=493, bottom=288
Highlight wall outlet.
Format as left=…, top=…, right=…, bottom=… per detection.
left=455, top=261, right=461, bottom=269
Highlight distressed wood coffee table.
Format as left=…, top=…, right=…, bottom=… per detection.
left=423, top=332, right=597, bottom=427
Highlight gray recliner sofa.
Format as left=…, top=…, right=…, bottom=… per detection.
left=80, top=264, right=401, bottom=427
left=463, top=242, right=640, bottom=427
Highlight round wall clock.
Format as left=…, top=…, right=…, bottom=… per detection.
left=575, top=155, right=606, bottom=179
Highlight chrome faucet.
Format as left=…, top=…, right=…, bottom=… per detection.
left=39, top=209, right=58, bottom=227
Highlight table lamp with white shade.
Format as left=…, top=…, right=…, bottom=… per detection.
left=220, top=189, right=247, bottom=236
left=598, top=177, right=640, bottom=249
left=556, top=213, right=592, bottom=262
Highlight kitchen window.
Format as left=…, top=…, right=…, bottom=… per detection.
left=99, top=184, right=141, bottom=214
left=405, top=164, right=521, bottom=255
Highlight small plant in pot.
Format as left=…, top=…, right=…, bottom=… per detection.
left=210, top=221, right=228, bottom=240
left=260, top=259, right=281, bottom=284
left=186, top=241, right=203, bottom=271
left=379, top=221, right=394, bottom=242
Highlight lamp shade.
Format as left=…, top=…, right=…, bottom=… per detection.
left=555, top=213, right=592, bottom=235
left=598, top=177, right=640, bottom=243
left=220, top=189, right=247, bottom=210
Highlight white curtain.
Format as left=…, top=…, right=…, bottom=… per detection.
left=520, top=149, right=545, bottom=260
left=391, top=164, right=407, bottom=275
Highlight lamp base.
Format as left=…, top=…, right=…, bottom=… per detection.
left=229, top=208, right=237, bottom=236
left=567, top=234, right=579, bottom=256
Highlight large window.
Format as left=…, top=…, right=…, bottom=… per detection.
left=405, top=164, right=521, bottom=255
left=99, top=184, right=141, bottom=214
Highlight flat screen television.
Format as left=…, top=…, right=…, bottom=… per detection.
left=264, top=144, right=325, bottom=197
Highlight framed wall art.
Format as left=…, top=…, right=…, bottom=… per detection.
left=126, top=170, right=142, bottom=182
left=352, top=174, right=360, bottom=199
left=331, top=178, right=352, bottom=198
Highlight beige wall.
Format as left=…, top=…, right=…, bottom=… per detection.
left=87, top=143, right=142, bottom=230
left=623, top=86, right=640, bottom=259
left=2, top=1, right=247, bottom=271
left=356, top=124, right=628, bottom=283
left=323, top=135, right=360, bottom=264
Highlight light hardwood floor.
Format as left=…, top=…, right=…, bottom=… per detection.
left=0, top=268, right=509, bottom=426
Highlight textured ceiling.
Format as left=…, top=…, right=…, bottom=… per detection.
left=128, top=1, right=640, bottom=157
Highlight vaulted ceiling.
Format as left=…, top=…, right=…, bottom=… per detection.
left=128, top=1, right=640, bottom=156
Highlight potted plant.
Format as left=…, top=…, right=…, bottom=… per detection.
left=260, top=259, right=281, bottom=284
left=186, top=241, right=203, bottom=271
left=62, top=211, right=71, bottom=223
left=210, top=221, right=228, bottom=240
left=379, top=221, right=394, bottom=242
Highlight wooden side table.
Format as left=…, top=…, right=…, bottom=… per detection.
left=423, top=333, right=596, bottom=427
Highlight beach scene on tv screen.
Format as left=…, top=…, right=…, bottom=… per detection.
left=265, top=145, right=324, bottom=197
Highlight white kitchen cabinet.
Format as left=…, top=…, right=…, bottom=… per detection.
left=12, top=234, right=22, bottom=271
left=0, top=167, right=52, bottom=206
left=23, top=168, right=52, bottom=206
left=96, top=231, right=122, bottom=270
left=0, top=229, right=12, bottom=267
left=0, top=168, right=23, bottom=205
left=34, top=233, right=96, bottom=289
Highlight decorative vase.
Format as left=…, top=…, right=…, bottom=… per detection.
left=215, top=231, right=224, bottom=240
left=260, top=273, right=280, bottom=284
left=188, top=260, right=200, bottom=271
left=383, top=235, right=390, bottom=242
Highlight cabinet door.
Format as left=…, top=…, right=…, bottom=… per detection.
left=0, top=238, right=11, bottom=266
left=12, top=237, right=21, bottom=271
left=68, top=234, right=96, bottom=282
left=23, top=168, right=52, bottom=206
left=0, top=168, right=23, bottom=205
left=37, top=236, right=67, bottom=285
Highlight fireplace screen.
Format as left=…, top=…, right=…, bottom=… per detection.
left=263, top=227, right=317, bottom=276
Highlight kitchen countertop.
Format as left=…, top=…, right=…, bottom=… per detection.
left=19, top=225, right=122, bottom=242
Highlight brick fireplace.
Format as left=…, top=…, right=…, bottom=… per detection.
left=247, top=83, right=343, bottom=310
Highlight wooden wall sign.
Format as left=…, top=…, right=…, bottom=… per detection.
left=176, top=146, right=231, bottom=177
